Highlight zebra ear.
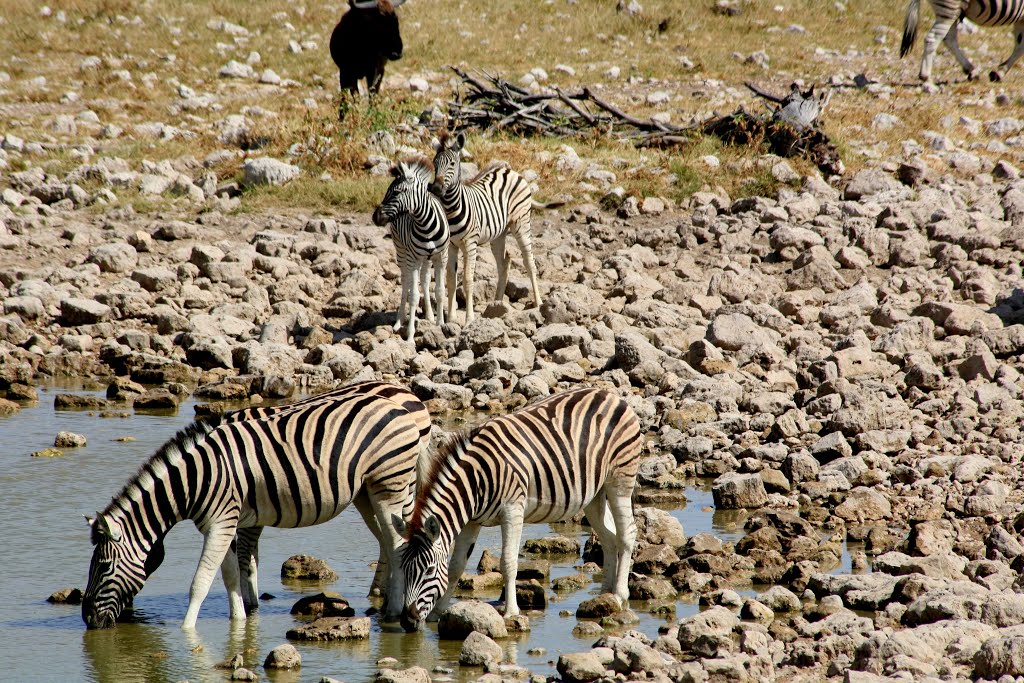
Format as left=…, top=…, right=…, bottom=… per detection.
left=391, top=513, right=408, bottom=538
left=430, top=137, right=441, bottom=152
left=424, top=515, right=441, bottom=543
left=95, top=514, right=123, bottom=543
left=85, top=514, right=95, bottom=528
left=389, top=164, right=401, bottom=178
left=454, top=132, right=466, bottom=150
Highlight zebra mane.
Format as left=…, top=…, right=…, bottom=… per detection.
left=100, top=416, right=223, bottom=519
left=397, top=156, right=434, bottom=184
left=409, top=427, right=476, bottom=532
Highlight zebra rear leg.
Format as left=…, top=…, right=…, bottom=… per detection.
left=489, top=236, right=510, bottom=305
left=605, top=478, right=638, bottom=606
left=445, top=245, right=461, bottom=321
left=184, top=522, right=241, bottom=628
left=512, top=219, right=542, bottom=309
left=352, top=490, right=393, bottom=607
left=941, top=22, right=979, bottom=80
left=920, top=16, right=961, bottom=83
left=583, top=493, right=620, bottom=596
left=432, top=247, right=447, bottom=327
left=990, top=25, right=1024, bottom=82
left=498, top=503, right=526, bottom=617
left=235, top=526, right=263, bottom=614
left=405, top=263, right=422, bottom=343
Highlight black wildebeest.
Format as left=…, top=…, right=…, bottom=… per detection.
left=330, top=0, right=407, bottom=109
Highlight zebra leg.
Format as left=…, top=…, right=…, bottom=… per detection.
left=429, top=523, right=482, bottom=620
left=406, top=263, right=421, bottom=343
left=991, top=24, right=1024, bottom=82
left=463, top=237, right=479, bottom=324
left=235, top=527, right=263, bottom=614
left=498, top=503, right=526, bottom=617
left=433, top=247, right=447, bottom=327
left=489, top=236, right=510, bottom=304
left=183, top=522, right=240, bottom=628
left=421, top=257, right=435, bottom=323
left=358, top=485, right=413, bottom=618
left=605, top=478, right=638, bottom=606
left=583, top=493, right=620, bottom=595
left=513, top=218, right=542, bottom=309
left=394, top=262, right=410, bottom=333
left=920, top=15, right=961, bottom=82
left=446, top=243, right=461, bottom=320
left=941, top=21, right=979, bottom=80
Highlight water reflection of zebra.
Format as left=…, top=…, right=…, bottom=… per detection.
left=429, top=131, right=543, bottom=323
left=372, top=158, right=450, bottom=343
left=392, top=387, right=643, bottom=632
left=83, top=381, right=429, bottom=629
left=901, top=0, right=1024, bottom=83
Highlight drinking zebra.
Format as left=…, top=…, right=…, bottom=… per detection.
left=220, top=381, right=432, bottom=614
left=428, top=131, right=543, bottom=323
left=391, top=387, right=643, bottom=632
left=82, top=381, right=430, bottom=629
left=372, top=158, right=450, bottom=342
left=901, top=0, right=1024, bottom=83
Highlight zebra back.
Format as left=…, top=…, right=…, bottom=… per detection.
left=409, top=387, right=643, bottom=539
left=432, top=132, right=532, bottom=245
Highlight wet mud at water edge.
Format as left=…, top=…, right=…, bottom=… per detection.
left=0, top=386, right=860, bottom=683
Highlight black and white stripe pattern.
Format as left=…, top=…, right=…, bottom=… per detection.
left=83, top=381, right=429, bottom=629
left=429, top=132, right=542, bottom=323
left=392, top=387, right=643, bottom=631
left=373, top=158, right=450, bottom=342
left=902, top=0, right=1024, bottom=83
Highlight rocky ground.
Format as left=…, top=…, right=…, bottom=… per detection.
left=5, top=5, right=1024, bottom=679
left=10, top=145, right=1024, bottom=682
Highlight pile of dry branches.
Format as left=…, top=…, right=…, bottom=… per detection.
left=443, top=67, right=844, bottom=176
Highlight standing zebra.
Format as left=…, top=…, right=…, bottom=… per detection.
left=428, top=131, right=543, bottom=324
left=372, top=158, right=449, bottom=342
left=82, top=381, right=429, bottom=629
left=901, top=0, right=1024, bottom=83
left=391, top=387, right=643, bottom=632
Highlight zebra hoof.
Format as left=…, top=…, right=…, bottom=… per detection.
left=990, top=70, right=1003, bottom=83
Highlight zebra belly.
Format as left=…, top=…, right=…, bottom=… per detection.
left=966, top=2, right=1024, bottom=26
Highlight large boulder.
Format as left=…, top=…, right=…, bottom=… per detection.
left=556, top=652, right=607, bottom=683
left=286, top=616, right=370, bottom=641
left=459, top=630, right=503, bottom=666
left=712, top=472, right=768, bottom=509
left=975, top=633, right=1024, bottom=678
left=437, top=600, right=508, bottom=639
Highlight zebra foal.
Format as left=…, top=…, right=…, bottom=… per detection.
left=82, top=381, right=429, bottom=629
left=429, top=131, right=543, bottom=323
left=391, top=387, right=644, bottom=632
left=901, top=0, right=1024, bottom=83
left=373, top=158, right=449, bottom=342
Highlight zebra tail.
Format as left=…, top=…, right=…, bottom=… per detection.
left=900, top=0, right=921, bottom=59
left=532, top=199, right=565, bottom=210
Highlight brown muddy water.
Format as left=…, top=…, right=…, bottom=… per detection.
left=0, top=384, right=858, bottom=683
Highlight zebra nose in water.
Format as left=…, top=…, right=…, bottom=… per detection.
left=400, top=605, right=421, bottom=632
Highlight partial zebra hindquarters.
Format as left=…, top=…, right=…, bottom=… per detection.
left=901, top=0, right=922, bottom=58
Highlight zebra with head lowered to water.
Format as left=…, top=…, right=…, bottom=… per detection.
left=82, top=381, right=429, bottom=629
left=391, top=386, right=643, bottom=632
left=901, top=0, right=1024, bottom=83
